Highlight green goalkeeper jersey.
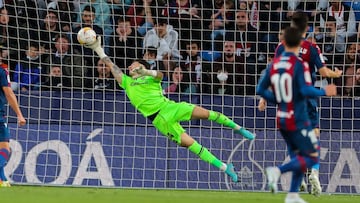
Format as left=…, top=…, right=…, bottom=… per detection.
left=119, top=74, right=169, bottom=117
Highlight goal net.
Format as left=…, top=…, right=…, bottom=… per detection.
left=2, top=0, right=359, bottom=194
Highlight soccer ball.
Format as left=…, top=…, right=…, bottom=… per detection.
left=77, top=27, right=97, bottom=45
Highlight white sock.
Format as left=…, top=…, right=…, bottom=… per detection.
left=311, top=169, right=319, bottom=175
left=286, top=193, right=299, bottom=199
left=220, top=163, right=227, bottom=171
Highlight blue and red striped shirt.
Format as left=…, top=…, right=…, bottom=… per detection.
left=275, top=40, right=325, bottom=85
left=0, top=64, right=10, bottom=123
left=257, top=52, right=326, bottom=131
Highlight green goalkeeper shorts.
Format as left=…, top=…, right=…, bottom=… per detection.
left=152, top=101, right=195, bottom=145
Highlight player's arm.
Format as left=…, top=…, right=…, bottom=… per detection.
left=318, top=66, right=342, bottom=78
left=133, top=65, right=163, bottom=81
left=258, top=97, right=267, bottom=111
left=2, top=86, right=26, bottom=126
left=257, top=64, right=273, bottom=111
left=85, top=37, right=124, bottom=84
left=256, top=68, right=276, bottom=104
left=311, top=45, right=342, bottom=78
left=300, top=84, right=336, bottom=97
left=102, top=57, right=123, bottom=84
left=149, top=70, right=163, bottom=81
left=298, top=62, right=337, bottom=97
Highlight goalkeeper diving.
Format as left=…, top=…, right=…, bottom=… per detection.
left=85, top=37, right=255, bottom=182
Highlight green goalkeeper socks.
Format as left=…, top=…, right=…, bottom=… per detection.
left=188, top=141, right=225, bottom=170
left=208, top=111, right=238, bottom=130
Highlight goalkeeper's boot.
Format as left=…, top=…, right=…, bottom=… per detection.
left=234, top=128, right=255, bottom=140
left=265, top=167, right=280, bottom=194
left=225, top=163, right=238, bottom=182
left=0, top=180, right=11, bottom=187
left=299, top=179, right=307, bottom=192
left=285, top=196, right=308, bottom=203
left=309, top=170, right=321, bottom=197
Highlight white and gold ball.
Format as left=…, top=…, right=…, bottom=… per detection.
left=77, top=27, right=97, bottom=45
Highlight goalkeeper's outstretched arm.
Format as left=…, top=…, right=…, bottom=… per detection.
left=102, top=57, right=123, bottom=84
left=86, top=37, right=124, bottom=84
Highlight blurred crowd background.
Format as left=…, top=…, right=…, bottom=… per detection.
left=0, top=0, right=360, bottom=96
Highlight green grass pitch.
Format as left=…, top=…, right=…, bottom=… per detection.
left=0, top=185, right=359, bottom=203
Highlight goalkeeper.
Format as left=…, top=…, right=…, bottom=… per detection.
left=85, top=37, right=255, bottom=182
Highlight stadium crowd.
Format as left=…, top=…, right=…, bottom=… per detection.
left=0, top=0, right=360, bottom=96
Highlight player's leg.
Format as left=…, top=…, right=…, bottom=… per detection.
left=309, top=127, right=321, bottom=196
left=0, top=144, right=10, bottom=187
left=180, top=132, right=238, bottom=182
left=266, top=129, right=318, bottom=203
left=0, top=123, right=11, bottom=187
left=285, top=143, right=307, bottom=192
left=307, top=99, right=322, bottom=196
left=287, top=130, right=319, bottom=203
left=274, top=169, right=308, bottom=203
left=152, top=109, right=238, bottom=182
left=190, top=105, right=255, bottom=140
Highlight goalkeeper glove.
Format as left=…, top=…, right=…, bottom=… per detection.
left=133, top=66, right=157, bottom=78
left=84, top=36, right=107, bottom=59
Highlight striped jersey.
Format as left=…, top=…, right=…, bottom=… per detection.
left=275, top=39, right=325, bottom=85
left=0, top=64, right=10, bottom=123
left=257, top=52, right=325, bottom=131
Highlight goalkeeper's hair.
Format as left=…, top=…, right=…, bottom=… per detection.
left=133, top=59, right=151, bottom=69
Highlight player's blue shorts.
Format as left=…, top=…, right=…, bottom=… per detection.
left=0, top=123, right=10, bottom=142
left=307, top=98, right=319, bottom=129
left=280, top=128, right=318, bottom=157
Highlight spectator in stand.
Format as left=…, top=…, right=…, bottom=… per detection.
left=237, top=0, right=259, bottom=30
left=34, top=0, right=47, bottom=19
left=73, top=5, right=103, bottom=67
left=0, top=6, right=19, bottom=74
left=311, top=15, right=340, bottom=66
left=44, top=34, right=85, bottom=89
left=182, top=40, right=202, bottom=85
left=39, top=9, right=61, bottom=52
left=106, top=0, right=133, bottom=25
left=143, top=17, right=181, bottom=60
left=47, top=0, right=77, bottom=33
left=91, top=58, right=119, bottom=91
left=164, top=0, right=202, bottom=40
left=75, top=0, right=112, bottom=42
left=162, top=65, right=197, bottom=95
left=232, top=10, right=257, bottom=62
left=353, top=69, right=360, bottom=96
left=41, top=63, right=67, bottom=91
left=338, top=42, right=360, bottom=96
left=202, top=39, right=250, bottom=95
left=256, top=1, right=289, bottom=55
left=286, top=0, right=320, bottom=20
left=15, top=0, right=40, bottom=33
left=203, top=0, right=234, bottom=53
left=13, top=42, right=42, bottom=92
left=143, top=46, right=166, bottom=72
left=343, top=0, right=360, bottom=21
left=166, top=0, right=200, bottom=19
left=108, top=17, right=142, bottom=69
left=10, top=0, right=40, bottom=55
left=228, top=10, right=259, bottom=76
left=320, top=0, right=357, bottom=53
left=126, top=0, right=165, bottom=36
left=0, top=7, right=9, bottom=46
